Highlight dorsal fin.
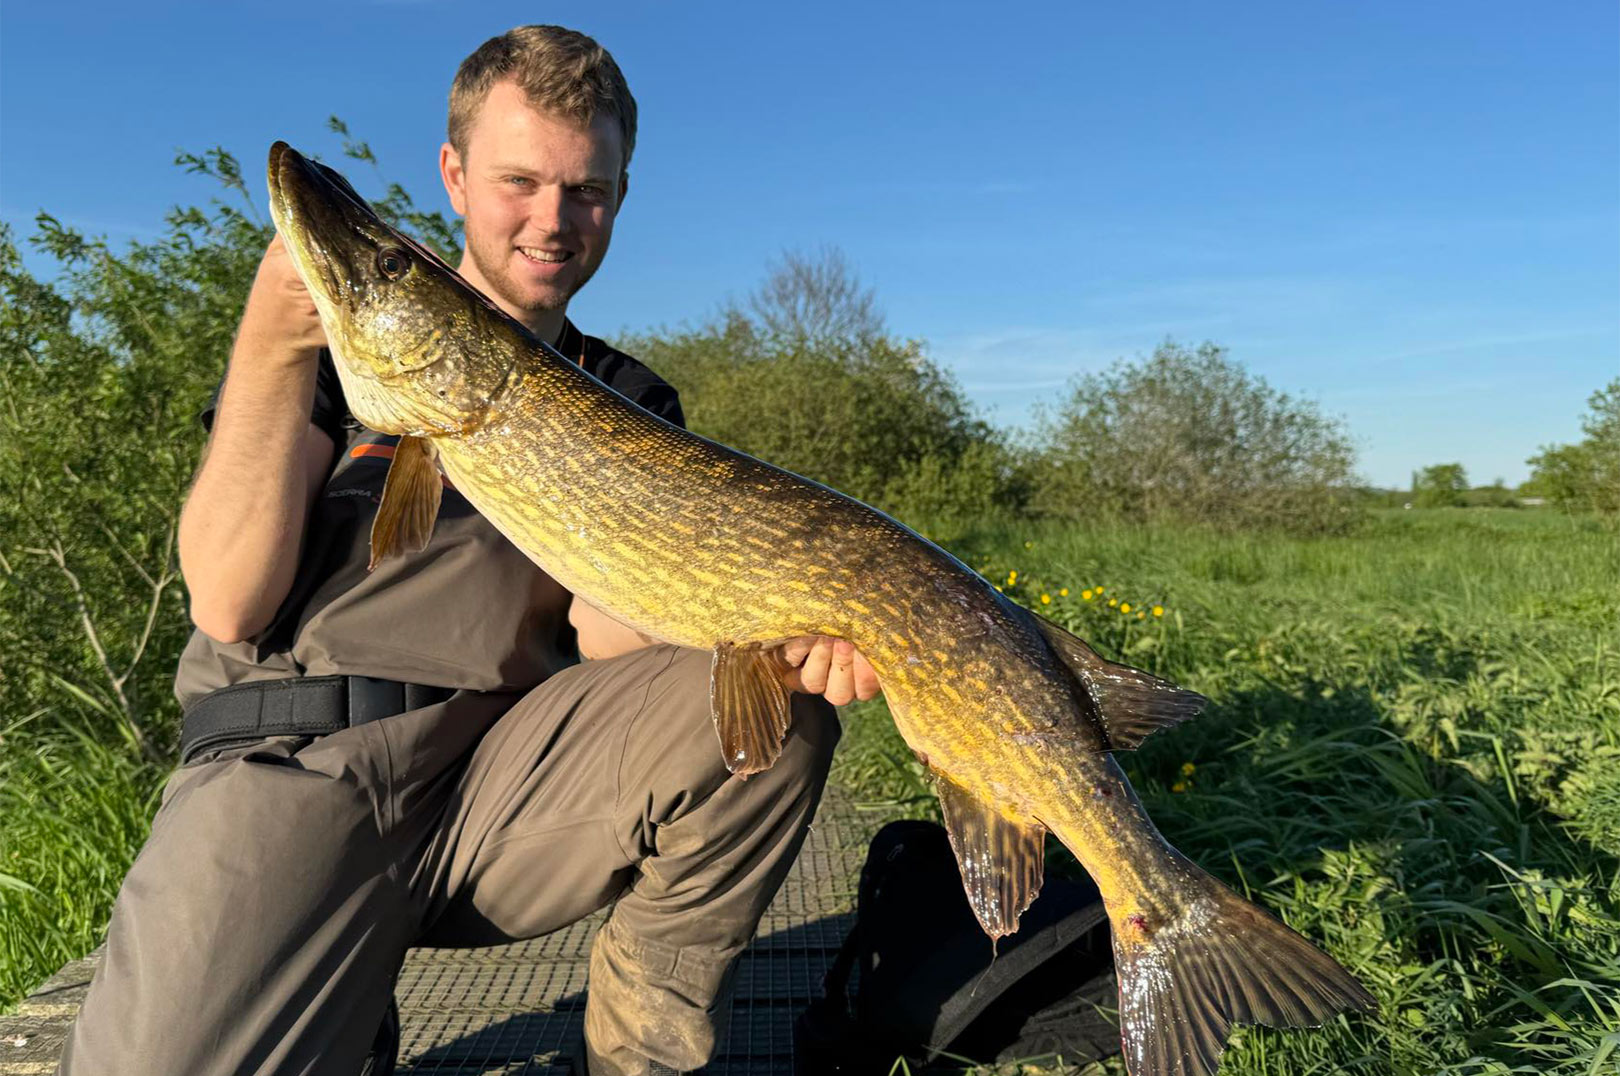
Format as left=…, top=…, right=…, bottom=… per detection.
left=1032, top=613, right=1207, bottom=751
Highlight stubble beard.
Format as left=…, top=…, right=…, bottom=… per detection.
left=467, top=229, right=601, bottom=317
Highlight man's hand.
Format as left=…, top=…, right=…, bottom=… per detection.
left=237, top=233, right=329, bottom=365
left=778, top=636, right=881, bottom=706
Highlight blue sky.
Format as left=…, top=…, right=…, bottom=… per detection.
left=3, top=1, right=1615, bottom=487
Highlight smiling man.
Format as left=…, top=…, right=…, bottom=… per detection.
left=60, top=25, right=871, bottom=1076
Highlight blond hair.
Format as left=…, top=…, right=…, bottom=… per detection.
left=448, top=25, right=637, bottom=172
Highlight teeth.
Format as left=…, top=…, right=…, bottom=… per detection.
left=519, top=247, right=569, bottom=263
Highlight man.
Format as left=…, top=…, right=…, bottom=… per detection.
left=61, top=25, right=876, bottom=1076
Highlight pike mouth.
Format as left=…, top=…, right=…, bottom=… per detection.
left=267, top=142, right=344, bottom=303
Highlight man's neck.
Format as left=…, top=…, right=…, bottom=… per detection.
left=457, top=256, right=567, bottom=346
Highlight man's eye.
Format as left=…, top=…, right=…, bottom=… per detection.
left=506, top=176, right=532, bottom=187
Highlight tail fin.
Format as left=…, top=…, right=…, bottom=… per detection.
left=1111, top=867, right=1375, bottom=1076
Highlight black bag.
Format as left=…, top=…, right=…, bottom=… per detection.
left=794, top=820, right=1120, bottom=1074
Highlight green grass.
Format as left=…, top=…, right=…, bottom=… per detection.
left=4, top=509, right=1618, bottom=1076
left=0, top=713, right=163, bottom=1007
left=832, top=509, right=1620, bottom=1075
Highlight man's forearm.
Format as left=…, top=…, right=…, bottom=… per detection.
left=178, top=344, right=328, bottom=643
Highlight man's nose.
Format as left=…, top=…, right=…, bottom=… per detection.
left=528, top=186, right=570, bottom=235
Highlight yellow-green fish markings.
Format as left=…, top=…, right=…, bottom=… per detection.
left=268, top=141, right=1374, bottom=1076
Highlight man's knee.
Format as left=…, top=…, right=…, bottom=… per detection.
left=635, top=644, right=840, bottom=782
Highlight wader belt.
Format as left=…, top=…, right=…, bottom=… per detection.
left=180, top=676, right=456, bottom=764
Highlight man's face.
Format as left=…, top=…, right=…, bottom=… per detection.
left=440, top=79, right=627, bottom=322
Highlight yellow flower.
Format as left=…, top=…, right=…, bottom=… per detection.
left=1171, top=782, right=1187, bottom=793
left=1095, top=586, right=1105, bottom=594
left=1120, top=602, right=1132, bottom=614
left=1107, top=598, right=1118, bottom=607
left=1007, top=570, right=1018, bottom=585
left=1152, top=605, right=1164, bottom=617
left=1059, top=588, right=1069, bottom=597
left=994, top=585, right=1003, bottom=592
left=1180, top=762, right=1196, bottom=776
left=1040, top=593, right=1051, bottom=605
left=1137, top=611, right=1146, bottom=619
left=1024, top=540, right=1033, bottom=549
left=1081, top=589, right=1093, bottom=600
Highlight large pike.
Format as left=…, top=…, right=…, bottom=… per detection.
left=267, top=142, right=1373, bottom=1075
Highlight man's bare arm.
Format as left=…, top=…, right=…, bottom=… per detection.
left=178, top=235, right=334, bottom=643
left=569, top=594, right=661, bottom=660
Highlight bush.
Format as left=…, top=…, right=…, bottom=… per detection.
left=1030, top=341, right=1359, bottom=533
left=1412, top=463, right=1468, bottom=507
left=0, top=139, right=458, bottom=762
left=621, top=250, right=1030, bottom=538
left=1524, top=378, right=1620, bottom=517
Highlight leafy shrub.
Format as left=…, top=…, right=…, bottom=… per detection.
left=1030, top=341, right=1359, bottom=533
left=621, top=251, right=1030, bottom=538
left=0, top=140, right=458, bottom=761
left=1411, top=462, right=1468, bottom=507
left=1524, top=378, right=1620, bottom=517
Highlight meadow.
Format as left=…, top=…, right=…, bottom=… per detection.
left=3, top=509, right=1617, bottom=1074
left=833, top=508, right=1620, bottom=1075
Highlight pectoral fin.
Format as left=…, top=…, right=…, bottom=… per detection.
left=368, top=435, right=443, bottom=571
left=1033, top=613, right=1207, bottom=751
left=710, top=641, right=795, bottom=777
left=932, top=772, right=1046, bottom=940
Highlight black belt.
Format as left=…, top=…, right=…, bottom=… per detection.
left=180, top=675, right=457, bottom=764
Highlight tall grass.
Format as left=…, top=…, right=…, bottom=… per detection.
left=0, top=713, right=162, bottom=1006
left=833, top=509, right=1620, bottom=1075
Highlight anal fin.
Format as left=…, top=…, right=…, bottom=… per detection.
left=1032, top=612, right=1207, bottom=751
left=932, top=772, right=1046, bottom=940
left=710, top=642, right=795, bottom=777
left=369, top=435, right=443, bottom=571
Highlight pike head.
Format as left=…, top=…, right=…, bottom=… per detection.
left=266, top=141, right=519, bottom=437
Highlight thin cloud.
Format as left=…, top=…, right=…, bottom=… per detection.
left=1364, top=326, right=1615, bottom=365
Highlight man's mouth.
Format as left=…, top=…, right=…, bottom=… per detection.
left=518, top=246, right=573, bottom=265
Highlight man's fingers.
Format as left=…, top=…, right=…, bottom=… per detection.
left=822, top=640, right=856, bottom=706
left=797, top=636, right=834, bottom=694
left=776, top=635, right=883, bottom=704
left=779, top=636, right=815, bottom=667
left=853, top=652, right=881, bottom=702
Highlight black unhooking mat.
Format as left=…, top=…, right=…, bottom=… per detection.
left=793, top=819, right=1121, bottom=1073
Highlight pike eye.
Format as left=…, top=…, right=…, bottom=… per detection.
left=376, top=248, right=409, bottom=280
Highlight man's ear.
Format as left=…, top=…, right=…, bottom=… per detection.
left=440, top=142, right=468, bottom=215
left=616, top=171, right=630, bottom=213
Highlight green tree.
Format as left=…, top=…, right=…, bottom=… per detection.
left=1412, top=463, right=1469, bottom=508
left=1030, top=341, right=1359, bottom=532
left=623, top=249, right=1030, bottom=538
left=1525, top=378, right=1620, bottom=517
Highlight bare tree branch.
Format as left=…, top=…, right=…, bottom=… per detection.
left=29, top=539, right=159, bottom=762
left=119, top=519, right=179, bottom=686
